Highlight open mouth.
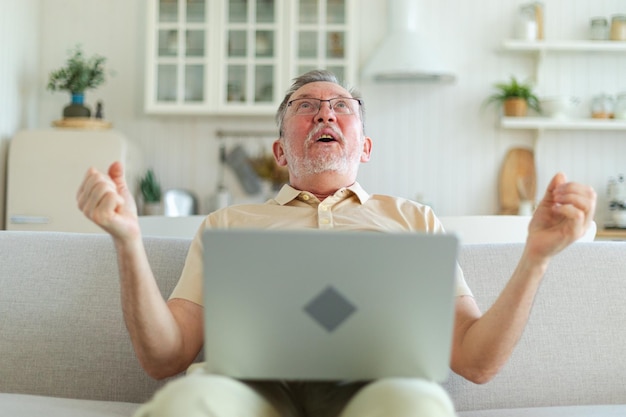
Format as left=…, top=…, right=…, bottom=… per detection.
left=317, top=134, right=337, bottom=143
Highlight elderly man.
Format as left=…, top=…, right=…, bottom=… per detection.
left=77, top=70, right=596, bottom=417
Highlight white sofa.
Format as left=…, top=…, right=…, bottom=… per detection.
left=1, top=231, right=624, bottom=416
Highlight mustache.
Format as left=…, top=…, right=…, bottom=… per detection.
left=305, top=124, right=345, bottom=145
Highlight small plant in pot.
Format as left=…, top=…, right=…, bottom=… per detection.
left=485, top=76, right=541, bottom=117
left=47, top=45, right=107, bottom=118
left=140, top=169, right=162, bottom=216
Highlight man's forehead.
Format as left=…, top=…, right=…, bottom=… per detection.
left=290, top=81, right=351, bottom=100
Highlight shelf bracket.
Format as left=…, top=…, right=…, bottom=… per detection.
left=533, top=48, right=546, bottom=85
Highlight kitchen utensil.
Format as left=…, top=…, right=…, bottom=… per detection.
left=226, top=144, right=262, bottom=195
left=499, top=148, right=536, bottom=215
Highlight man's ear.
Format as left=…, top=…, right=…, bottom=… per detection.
left=272, top=139, right=287, bottom=166
left=360, top=136, right=373, bottom=163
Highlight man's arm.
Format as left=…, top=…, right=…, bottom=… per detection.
left=449, top=173, right=596, bottom=384
left=77, top=162, right=203, bottom=379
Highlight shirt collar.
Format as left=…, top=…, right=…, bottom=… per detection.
left=273, top=182, right=370, bottom=205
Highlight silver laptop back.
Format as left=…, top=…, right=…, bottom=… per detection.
left=202, top=229, right=459, bottom=381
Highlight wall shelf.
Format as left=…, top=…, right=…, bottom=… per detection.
left=502, top=39, right=626, bottom=53
left=501, top=117, right=626, bottom=131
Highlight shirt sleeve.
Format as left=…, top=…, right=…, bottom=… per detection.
left=422, top=205, right=473, bottom=298
left=454, top=263, right=473, bottom=297
left=168, top=218, right=207, bottom=305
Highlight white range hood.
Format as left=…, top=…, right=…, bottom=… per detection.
left=361, top=0, right=456, bottom=83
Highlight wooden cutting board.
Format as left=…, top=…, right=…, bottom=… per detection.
left=499, top=148, right=536, bottom=215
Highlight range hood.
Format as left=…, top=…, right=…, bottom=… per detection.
left=361, top=0, right=456, bottom=83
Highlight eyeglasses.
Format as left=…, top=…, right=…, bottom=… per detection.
left=287, top=97, right=362, bottom=116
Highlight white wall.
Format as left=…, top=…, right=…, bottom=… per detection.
left=0, top=0, right=40, bottom=228
left=13, top=0, right=626, bottom=224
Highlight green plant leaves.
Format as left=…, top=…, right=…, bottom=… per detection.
left=47, top=45, right=107, bottom=94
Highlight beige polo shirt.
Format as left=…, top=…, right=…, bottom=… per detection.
left=169, top=182, right=473, bottom=305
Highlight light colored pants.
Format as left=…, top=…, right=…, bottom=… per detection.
left=133, top=370, right=457, bottom=417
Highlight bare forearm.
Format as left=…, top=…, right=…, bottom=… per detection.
left=454, top=250, right=549, bottom=383
left=453, top=174, right=596, bottom=383
left=77, top=163, right=197, bottom=377
left=113, top=236, right=188, bottom=378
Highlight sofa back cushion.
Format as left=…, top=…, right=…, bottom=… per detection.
left=444, top=242, right=626, bottom=411
left=0, top=232, right=192, bottom=404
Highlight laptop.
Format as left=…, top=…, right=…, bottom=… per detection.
left=202, top=229, right=460, bottom=382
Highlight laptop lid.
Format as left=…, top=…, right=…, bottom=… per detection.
left=202, top=229, right=459, bottom=381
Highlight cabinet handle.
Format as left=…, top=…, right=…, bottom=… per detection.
left=10, top=215, right=51, bottom=224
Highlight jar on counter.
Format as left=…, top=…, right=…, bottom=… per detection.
left=610, top=14, right=626, bottom=41
left=590, top=17, right=609, bottom=40
left=615, top=93, right=626, bottom=120
left=591, top=93, right=615, bottom=119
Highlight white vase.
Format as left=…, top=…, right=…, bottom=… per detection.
left=613, top=210, right=626, bottom=228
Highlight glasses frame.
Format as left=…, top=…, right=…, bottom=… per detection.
left=286, top=96, right=362, bottom=116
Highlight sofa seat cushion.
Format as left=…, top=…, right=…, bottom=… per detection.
left=459, top=404, right=626, bottom=417
left=0, top=393, right=139, bottom=417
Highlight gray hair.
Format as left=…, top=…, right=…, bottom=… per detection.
left=275, top=69, right=366, bottom=137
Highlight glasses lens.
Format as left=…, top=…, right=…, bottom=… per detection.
left=295, top=99, right=317, bottom=114
left=330, top=98, right=354, bottom=114
left=289, top=98, right=358, bottom=115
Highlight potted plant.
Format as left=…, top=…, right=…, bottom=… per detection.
left=47, top=45, right=107, bottom=118
left=485, top=76, right=541, bottom=117
left=140, top=169, right=162, bottom=215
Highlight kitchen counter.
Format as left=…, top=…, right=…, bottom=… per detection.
left=595, top=228, right=626, bottom=241
left=138, top=215, right=206, bottom=238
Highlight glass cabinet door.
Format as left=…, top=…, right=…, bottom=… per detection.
left=223, top=0, right=280, bottom=108
left=146, top=0, right=355, bottom=114
left=149, top=0, right=211, bottom=110
left=292, top=0, right=351, bottom=84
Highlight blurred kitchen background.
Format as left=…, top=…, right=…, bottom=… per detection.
left=1, top=0, right=626, bottom=231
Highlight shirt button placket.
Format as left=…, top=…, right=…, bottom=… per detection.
left=318, top=203, right=333, bottom=229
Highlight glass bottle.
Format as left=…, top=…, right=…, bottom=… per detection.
left=534, top=2, right=544, bottom=40
left=615, top=93, right=626, bottom=120
left=516, top=4, right=538, bottom=40
left=590, top=17, right=609, bottom=40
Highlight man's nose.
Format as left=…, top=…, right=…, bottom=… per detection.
left=316, top=100, right=336, bottom=122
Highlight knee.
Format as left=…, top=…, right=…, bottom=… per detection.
left=133, top=374, right=273, bottom=417
left=341, top=378, right=456, bottom=417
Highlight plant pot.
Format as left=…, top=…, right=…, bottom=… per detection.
left=63, top=93, right=91, bottom=118
left=503, top=98, right=528, bottom=117
left=142, top=201, right=163, bottom=216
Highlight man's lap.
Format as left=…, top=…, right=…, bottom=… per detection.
left=133, top=370, right=456, bottom=417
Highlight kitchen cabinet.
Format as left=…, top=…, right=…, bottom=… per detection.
left=499, top=39, right=626, bottom=133
left=288, top=0, right=355, bottom=87
left=145, top=0, right=357, bottom=115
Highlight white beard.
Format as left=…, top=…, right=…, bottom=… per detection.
left=282, top=125, right=362, bottom=178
